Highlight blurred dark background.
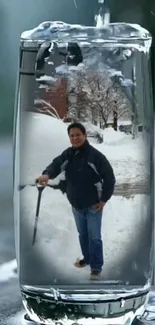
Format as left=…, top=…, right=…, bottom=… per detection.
left=0, top=0, right=155, bottom=321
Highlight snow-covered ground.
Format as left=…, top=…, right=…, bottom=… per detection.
left=21, top=185, right=149, bottom=282
left=20, top=112, right=149, bottom=186
left=17, top=112, right=151, bottom=284
left=94, top=127, right=149, bottom=184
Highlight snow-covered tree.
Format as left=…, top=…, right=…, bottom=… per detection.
left=67, top=67, right=132, bottom=129
left=109, top=66, right=140, bottom=138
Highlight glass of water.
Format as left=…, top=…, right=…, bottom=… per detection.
left=13, top=21, right=154, bottom=325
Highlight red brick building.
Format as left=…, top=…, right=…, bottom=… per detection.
left=40, top=79, right=68, bottom=119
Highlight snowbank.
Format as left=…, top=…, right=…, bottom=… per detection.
left=20, top=112, right=70, bottom=185
left=93, top=127, right=149, bottom=184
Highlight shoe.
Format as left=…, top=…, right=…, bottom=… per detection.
left=74, top=258, right=88, bottom=268
left=90, top=269, right=101, bottom=280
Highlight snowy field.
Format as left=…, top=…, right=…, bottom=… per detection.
left=18, top=112, right=151, bottom=283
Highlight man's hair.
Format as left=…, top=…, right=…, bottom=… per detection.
left=67, top=122, right=86, bottom=135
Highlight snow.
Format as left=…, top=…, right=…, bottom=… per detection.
left=5, top=312, right=27, bottom=325
left=21, top=21, right=71, bottom=40
left=121, top=49, right=132, bottom=58
left=110, top=41, right=152, bottom=53
left=21, top=185, right=149, bottom=282
left=120, top=78, right=134, bottom=87
left=118, top=120, right=132, bottom=126
left=21, top=21, right=151, bottom=54
left=4, top=310, right=139, bottom=325
left=21, top=22, right=151, bottom=41
left=103, top=127, right=130, bottom=144
left=0, top=259, right=17, bottom=282
left=18, top=112, right=150, bottom=284
left=128, top=23, right=151, bottom=38
left=21, top=113, right=149, bottom=186
left=109, top=69, right=123, bottom=78
left=36, top=75, right=57, bottom=83
left=82, top=122, right=103, bottom=137
left=55, top=64, right=83, bottom=75
left=94, top=127, right=149, bottom=184
left=108, top=69, right=134, bottom=88
left=20, top=113, right=70, bottom=185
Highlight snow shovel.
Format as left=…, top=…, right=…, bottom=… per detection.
left=32, top=184, right=45, bottom=246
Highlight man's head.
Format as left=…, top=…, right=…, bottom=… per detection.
left=67, top=122, right=87, bottom=148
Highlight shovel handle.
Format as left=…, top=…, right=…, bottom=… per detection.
left=18, top=183, right=59, bottom=191
left=36, top=183, right=45, bottom=190
left=32, top=184, right=44, bottom=246
left=35, top=180, right=47, bottom=191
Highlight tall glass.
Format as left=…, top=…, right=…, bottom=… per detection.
left=13, top=21, right=154, bottom=325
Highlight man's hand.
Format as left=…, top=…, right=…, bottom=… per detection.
left=35, top=175, right=49, bottom=186
left=92, top=201, right=105, bottom=211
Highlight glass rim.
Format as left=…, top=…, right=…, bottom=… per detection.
left=20, top=21, right=152, bottom=44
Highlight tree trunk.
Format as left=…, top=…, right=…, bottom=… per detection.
left=113, top=109, right=118, bottom=131
left=103, top=118, right=108, bottom=128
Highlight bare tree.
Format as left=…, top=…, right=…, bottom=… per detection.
left=67, top=67, right=132, bottom=129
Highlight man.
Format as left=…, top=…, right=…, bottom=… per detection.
left=36, top=122, right=116, bottom=280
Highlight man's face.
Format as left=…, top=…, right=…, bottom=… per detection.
left=68, top=128, right=87, bottom=148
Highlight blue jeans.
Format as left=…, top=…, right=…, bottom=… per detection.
left=72, top=206, right=103, bottom=271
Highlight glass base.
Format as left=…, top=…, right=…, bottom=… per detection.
left=23, top=313, right=146, bottom=325
left=21, top=286, right=148, bottom=325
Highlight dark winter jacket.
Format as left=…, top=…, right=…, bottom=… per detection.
left=42, top=140, right=116, bottom=209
